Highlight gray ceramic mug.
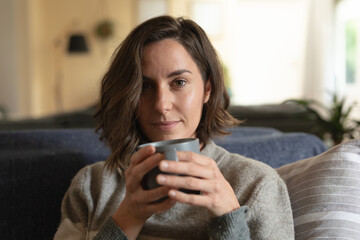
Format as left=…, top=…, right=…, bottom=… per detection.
left=137, top=138, right=200, bottom=196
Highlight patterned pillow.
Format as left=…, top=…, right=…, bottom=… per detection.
left=277, top=139, right=360, bottom=239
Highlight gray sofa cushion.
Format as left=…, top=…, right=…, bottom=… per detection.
left=277, top=138, right=360, bottom=239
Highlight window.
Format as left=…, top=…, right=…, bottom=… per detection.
left=335, top=0, right=360, bottom=103
left=345, top=19, right=358, bottom=84
left=218, top=0, right=309, bottom=105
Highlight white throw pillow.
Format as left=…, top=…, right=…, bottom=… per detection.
left=277, top=138, right=360, bottom=239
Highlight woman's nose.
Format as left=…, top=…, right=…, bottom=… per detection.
left=154, top=87, right=171, bottom=113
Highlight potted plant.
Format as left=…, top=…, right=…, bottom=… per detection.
left=0, top=105, right=7, bottom=120
left=284, top=93, right=360, bottom=146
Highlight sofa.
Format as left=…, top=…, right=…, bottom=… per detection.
left=0, top=127, right=359, bottom=239
left=0, top=103, right=322, bottom=138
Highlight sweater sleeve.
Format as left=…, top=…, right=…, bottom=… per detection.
left=94, top=218, right=129, bottom=240
left=54, top=164, right=131, bottom=240
left=247, top=176, right=294, bottom=240
left=54, top=167, right=92, bottom=240
left=207, top=206, right=250, bottom=240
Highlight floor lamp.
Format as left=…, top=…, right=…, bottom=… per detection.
left=53, top=33, right=89, bottom=112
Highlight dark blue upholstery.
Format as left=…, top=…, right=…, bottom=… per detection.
left=0, top=129, right=110, bottom=239
left=214, top=127, right=326, bottom=168
left=0, top=127, right=326, bottom=240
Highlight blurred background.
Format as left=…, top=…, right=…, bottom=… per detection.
left=0, top=0, right=359, bottom=122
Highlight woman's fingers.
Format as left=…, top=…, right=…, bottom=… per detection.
left=130, top=153, right=162, bottom=180
left=158, top=160, right=216, bottom=179
left=155, top=151, right=240, bottom=217
left=164, top=175, right=239, bottom=217
left=137, top=186, right=172, bottom=203
left=158, top=152, right=217, bottom=179
left=116, top=186, right=176, bottom=225
left=168, top=189, right=210, bottom=206
left=157, top=174, right=213, bottom=193
left=176, top=151, right=212, bottom=166
left=126, top=149, right=162, bottom=191
left=156, top=151, right=218, bottom=193
left=143, top=195, right=177, bottom=213
left=115, top=146, right=180, bottom=229
left=129, top=145, right=156, bottom=166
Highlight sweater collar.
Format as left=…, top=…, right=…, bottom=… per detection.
left=200, top=140, right=225, bottom=163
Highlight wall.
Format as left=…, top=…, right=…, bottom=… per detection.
left=0, top=0, right=27, bottom=119
left=34, top=0, right=137, bottom=117
left=0, top=0, right=138, bottom=119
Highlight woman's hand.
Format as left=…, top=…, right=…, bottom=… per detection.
left=156, top=151, right=240, bottom=217
left=112, top=146, right=176, bottom=240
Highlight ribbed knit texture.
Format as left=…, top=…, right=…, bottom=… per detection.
left=94, top=218, right=128, bottom=240
left=208, top=207, right=250, bottom=240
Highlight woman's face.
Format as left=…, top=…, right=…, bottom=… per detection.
left=138, top=38, right=211, bottom=142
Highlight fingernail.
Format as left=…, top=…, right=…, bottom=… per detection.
left=160, top=161, right=169, bottom=169
left=169, top=190, right=176, bottom=197
left=155, top=153, right=162, bottom=161
left=158, top=175, right=166, bottom=183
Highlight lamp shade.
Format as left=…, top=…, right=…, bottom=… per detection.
left=67, top=34, right=89, bottom=53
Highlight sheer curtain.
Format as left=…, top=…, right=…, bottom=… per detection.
left=335, top=0, right=360, bottom=118
left=219, top=0, right=336, bottom=106
left=303, top=0, right=336, bottom=105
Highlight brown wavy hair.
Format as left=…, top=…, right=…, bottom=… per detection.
left=94, top=15, right=240, bottom=172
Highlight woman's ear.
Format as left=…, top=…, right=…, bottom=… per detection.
left=203, top=79, right=212, bottom=103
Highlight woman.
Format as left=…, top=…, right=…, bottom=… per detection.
left=55, top=16, right=294, bottom=240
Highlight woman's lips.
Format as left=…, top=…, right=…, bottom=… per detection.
left=152, top=121, right=180, bottom=131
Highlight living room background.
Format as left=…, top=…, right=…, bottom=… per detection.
left=1, top=0, right=359, bottom=120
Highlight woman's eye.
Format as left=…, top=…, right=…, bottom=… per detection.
left=173, top=79, right=186, bottom=87
left=142, top=81, right=151, bottom=91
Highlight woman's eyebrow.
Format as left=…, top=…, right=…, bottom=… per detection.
left=167, top=69, right=192, bottom=78
left=142, top=69, right=192, bottom=81
left=142, top=76, right=152, bottom=81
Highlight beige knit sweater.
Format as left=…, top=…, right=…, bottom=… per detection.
left=54, top=141, right=294, bottom=240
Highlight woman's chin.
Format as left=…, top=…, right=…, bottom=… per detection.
left=143, top=129, right=196, bottom=143
left=147, top=134, right=189, bottom=143
left=149, top=136, right=178, bottom=142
